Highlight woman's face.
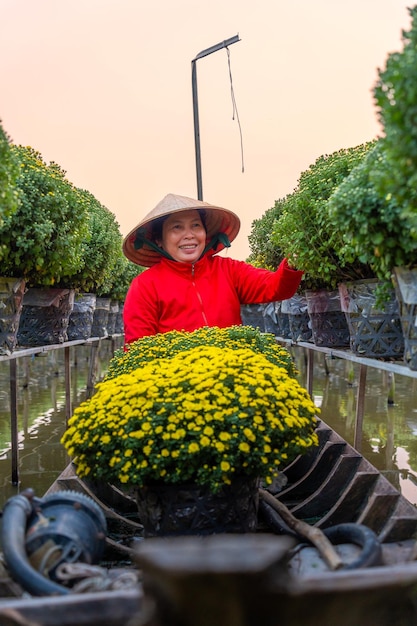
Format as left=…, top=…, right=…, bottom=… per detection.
left=159, top=209, right=206, bottom=263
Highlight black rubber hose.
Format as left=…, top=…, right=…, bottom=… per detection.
left=322, top=522, right=382, bottom=569
left=1, top=493, right=70, bottom=596
left=259, top=499, right=382, bottom=570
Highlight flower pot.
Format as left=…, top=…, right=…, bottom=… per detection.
left=263, top=301, right=292, bottom=339
left=240, top=304, right=265, bottom=332
left=275, top=301, right=292, bottom=339
left=0, top=277, right=26, bottom=355
left=339, top=279, right=404, bottom=359
left=91, top=297, right=111, bottom=338
left=106, top=300, right=120, bottom=336
left=262, top=302, right=278, bottom=335
left=281, top=294, right=312, bottom=342
left=114, top=302, right=124, bottom=335
left=305, top=289, right=350, bottom=348
left=67, top=293, right=97, bottom=341
left=136, top=478, right=260, bottom=538
left=17, top=288, right=75, bottom=347
left=392, top=267, right=417, bottom=371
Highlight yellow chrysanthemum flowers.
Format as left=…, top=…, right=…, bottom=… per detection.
left=61, top=329, right=319, bottom=493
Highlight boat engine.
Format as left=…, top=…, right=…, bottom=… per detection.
left=25, top=490, right=107, bottom=577
left=1, top=489, right=107, bottom=595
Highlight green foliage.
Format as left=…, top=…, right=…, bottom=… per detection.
left=328, top=139, right=417, bottom=282
left=60, top=188, right=123, bottom=292
left=0, top=122, right=20, bottom=224
left=98, top=253, right=144, bottom=301
left=0, top=146, right=89, bottom=285
left=374, top=5, right=417, bottom=231
left=271, top=143, right=376, bottom=289
left=105, top=324, right=297, bottom=381
left=247, top=199, right=286, bottom=269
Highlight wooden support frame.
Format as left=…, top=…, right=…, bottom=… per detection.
left=0, top=335, right=123, bottom=486
left=276, top=337, right=417, bottom=454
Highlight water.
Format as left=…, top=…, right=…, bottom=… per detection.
left=291, top=346, right=417, bottom=506
left=0, top=340, right=416, bottom=511
left=0, top=340, right=121, bottom=508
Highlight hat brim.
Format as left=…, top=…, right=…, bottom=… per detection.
left=123, top=194, right=241, bottom=267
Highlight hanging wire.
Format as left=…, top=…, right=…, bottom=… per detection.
left=226, top=47, right=245, bottom=173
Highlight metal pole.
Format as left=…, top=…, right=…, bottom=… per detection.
left=192, top=34, right=240, bottom=200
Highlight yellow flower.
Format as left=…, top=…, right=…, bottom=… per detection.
left=61, top=326, right=318, bottom=492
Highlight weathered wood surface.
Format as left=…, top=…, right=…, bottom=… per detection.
left=134, top=534, right=417, bottom=626
left=0, top=588, right=143, bottom=626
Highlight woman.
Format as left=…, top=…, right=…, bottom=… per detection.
left=122, top=193, right=303, bottom=343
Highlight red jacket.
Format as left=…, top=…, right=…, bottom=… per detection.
left=123, top=255, right=303, bottom=343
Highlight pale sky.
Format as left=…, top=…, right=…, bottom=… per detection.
left=0, top=0, right=412, bottom=261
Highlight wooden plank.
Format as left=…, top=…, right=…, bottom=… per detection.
left=9, top=359, right=19, bottom=486
left=0, top=588, right=143, bottom=626
left=354, top=363, right=367, bottom=450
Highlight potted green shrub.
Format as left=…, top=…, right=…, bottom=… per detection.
left=327, top=141, right=405, bottom=359
left=246, top=199, right=290, bottom=336
left=1, top=146, right=88, bottom=286
left=372, top=6, right=417, bottom=368
left=0, top=123, right=25, bottom=355
left=0, top=146, right=89, bottom=346
left=64, top=189, right=123, bottom=341
left=0, top=122, right=19, bottom=223
left=98, top=254, right=144, bottom=336
left=271, top=144, right=375, bottom=346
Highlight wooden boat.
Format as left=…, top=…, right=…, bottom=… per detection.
left=1, top=418, right=417, bottom=625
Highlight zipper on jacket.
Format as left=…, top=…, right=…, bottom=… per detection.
left=191, top=263, right=208, bottom=326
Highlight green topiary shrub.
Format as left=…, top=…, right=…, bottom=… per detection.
left=373, top=5, right=417, bottom=251
left=271, top=143, right=376, bottom=289
left=0, top=146, right=88, bottom=286
left=60, top=188, right=123, bottom=293
left=247, top=198, right=287, bottom=269
left=0, top=122, right=19, bottom=226
left=98, top=252, right=144, bottom=302
left=328, top=139, right=417, bottom=282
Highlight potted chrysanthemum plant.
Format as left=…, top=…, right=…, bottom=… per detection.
left=61, top=326, right=318, bottom=536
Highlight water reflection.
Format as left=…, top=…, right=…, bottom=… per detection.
left=0, top=340, right=416, bottom=511
left=291, top=347, right=417, bottom=506
left=0, top=340, right=121, bottom=508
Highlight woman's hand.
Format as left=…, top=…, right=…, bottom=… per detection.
left=286, top=254, right=298, bottom=269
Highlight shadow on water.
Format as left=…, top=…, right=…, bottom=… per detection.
left=0, top=340, right=122, bottom=509
left=0, top=338, right=416, bottom=511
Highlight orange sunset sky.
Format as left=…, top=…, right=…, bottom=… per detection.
left=0, top=0, right=413, bottom=261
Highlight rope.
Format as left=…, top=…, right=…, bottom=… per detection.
left=55, top=562, right=140, bottom=593
left=226, top=46, right=245, bottom=173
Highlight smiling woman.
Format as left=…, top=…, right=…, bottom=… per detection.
left=155, top=210, right=207, bottom=264
left=122, top=193, right=304, bottom=342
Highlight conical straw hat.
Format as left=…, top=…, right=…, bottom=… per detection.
left=123, top=193, right=241, bottom=267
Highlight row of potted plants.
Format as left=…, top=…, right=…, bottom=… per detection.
left=242, top=288, right=405, bottom=361
left=247, top=7, right=417, bottom=370
left=0, top=130, right=143, bottom=355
